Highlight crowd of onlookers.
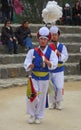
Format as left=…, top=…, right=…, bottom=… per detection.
left=1, top=19, right=33, bottom=54
left=0, top=0, right=81, bottom=55
left=61, top=0, right=81, bottom=25
left=0, top=0, right=30, bottom=54
left=0, top=0, right=81, bottom=26
left=0, top=0, right=81, bottom=25
left=0, top=0, right=23, bottom=23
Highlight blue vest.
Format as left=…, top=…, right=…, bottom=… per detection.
left=31, top=46, right=51, bottom=80
left=50, top=43, right=64, bottom=73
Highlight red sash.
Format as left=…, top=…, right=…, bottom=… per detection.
left=26, top=76, right=41, bottom=102
left=34, top=47, right=48, bottom=60
left=49, top=43, right=56, bottom=51
left=28, top=77, right=37, bottom=102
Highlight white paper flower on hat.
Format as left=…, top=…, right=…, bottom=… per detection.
left=42, top=1, right=63, bottom=24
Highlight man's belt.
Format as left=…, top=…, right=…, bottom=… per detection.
left=58, top=63, right=64, bottom=67
left=32, top=71, right=49, bottom=77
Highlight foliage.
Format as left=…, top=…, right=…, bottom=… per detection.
left=21, top=0, right=77, bottom=23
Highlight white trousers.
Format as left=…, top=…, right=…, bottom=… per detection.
left=26, top=79, right=49, bottom=119
left=48, top=71, right=64, bottom=105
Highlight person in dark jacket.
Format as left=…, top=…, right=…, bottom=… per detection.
left=72, top=0, right=81, bottom=25
left=1, top=0, right=10, bottom=22
left=1, top=19, right=18, bottom=54
left=62, top=3, right=72, bottom=25
left=15, top=20, right=33, bottom=50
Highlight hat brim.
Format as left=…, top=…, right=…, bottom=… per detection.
left=39, top=36, right=49, bottom=39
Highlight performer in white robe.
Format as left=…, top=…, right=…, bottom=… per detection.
left=24, top=26, right=58, bottom=124
left=49, top=25, right=68, bottom=110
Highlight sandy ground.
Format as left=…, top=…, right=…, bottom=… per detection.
left=0, top=81, right=81, bottom=130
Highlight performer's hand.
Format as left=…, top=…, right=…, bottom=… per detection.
left=28, top=64, right=34, bottom=70
left=45, top=59, right=51, bottom=68
left=56, top=50, right=61, bottom=57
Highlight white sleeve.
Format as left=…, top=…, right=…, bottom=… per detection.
left=48, top=50, right=58, bottom=70
left=59, top=45, right=68, bottom=63
left=24, top=49, right=34, bottom=71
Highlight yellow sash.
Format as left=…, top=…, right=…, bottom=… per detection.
left=58, top=63, right=63, bottom=67
left=32, top=71, right=49, bottom=77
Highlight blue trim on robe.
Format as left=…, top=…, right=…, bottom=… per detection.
left=32, top=46, right=52, bottom=80
left=50, top=43, right=64, bottom=73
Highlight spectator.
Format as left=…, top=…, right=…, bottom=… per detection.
left=62, top=3, right=72, bottom=25
left=15, top=20, right=33, bottom=50
left=1, top=0, right=10, bottom=22
left=8, top=0, right=14, bottom=21
left=1, top=19, right=18, bottom=54
left=13, top=0, right=23, bottom=15
left=72, top=0, right=81, bottom=25
left=0, top=1, right=2, bottom=23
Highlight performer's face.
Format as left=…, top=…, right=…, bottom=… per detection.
left=39, top=37, right=48, bottom=49
left=51, top=33, right=59, bottom=42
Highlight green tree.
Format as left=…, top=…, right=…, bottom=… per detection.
left=21, top=0, right=76, bottom=23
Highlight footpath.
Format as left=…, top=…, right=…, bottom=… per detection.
left=0, top=81, right=81, bottom=130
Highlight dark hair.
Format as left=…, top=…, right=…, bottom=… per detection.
left=22, top=20, right=28, bottom=25
left=4, top=19, right=11, bottom=26
left=76, top=0, right=80, bottom=2
left=75, top=0, right=80, bottom=8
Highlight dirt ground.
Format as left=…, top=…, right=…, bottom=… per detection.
left=0, top=81, right=81, bottom=130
